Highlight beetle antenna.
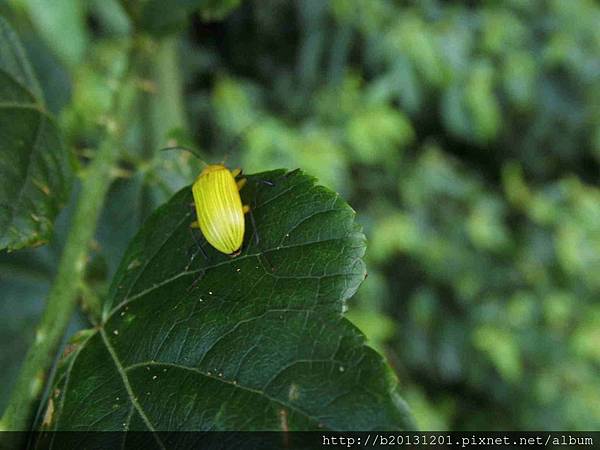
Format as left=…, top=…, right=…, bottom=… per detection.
left=160, top=145, right=207, bottom=167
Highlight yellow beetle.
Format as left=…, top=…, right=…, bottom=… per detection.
left=191, top=164, right=249, bottom=256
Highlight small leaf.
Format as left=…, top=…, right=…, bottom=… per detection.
left=0, top=17, right=72, bottom=251
left=42, top=170, right=413, bottom=438
left=121, top=0, right=242, bottom=35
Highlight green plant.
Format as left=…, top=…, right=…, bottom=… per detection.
left=0, top=0, right=413, bottom=439
left=2, top=0, right=600, bottom=437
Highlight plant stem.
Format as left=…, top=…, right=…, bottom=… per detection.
left=137, top=36, right=196, bottom=199
left=150, top=37, right=187, bottom=144
left=136, top=36, right=187, bottom=157
left=0, top=52, right=131, bottom=432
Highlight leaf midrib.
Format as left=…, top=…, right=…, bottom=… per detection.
left=86, top=327, right=332, bottom=433
left=100, top=328, right=166, bottom=449
left=71, top=239, right=355, bottom=434
left=124, top=361, right=328, bottom=426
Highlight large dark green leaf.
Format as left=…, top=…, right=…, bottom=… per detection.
left=0, top=249, right=52, bottom=411
left=41, top=169, right=413, bottom=439
left=0, top=17, right=72, bottom=251
left=121, top=0, right=242, bottom=35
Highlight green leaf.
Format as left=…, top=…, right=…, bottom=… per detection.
left=0, top=249, right=51, bottom=411
left=0, top=17, right=72, bottom=251
left=41, top=170, right=413, bottom=436
left=121, top=0, right=242, bottom=35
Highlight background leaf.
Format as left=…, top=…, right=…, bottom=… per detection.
left=4, top=0, right=599, bottom=433
left=41, top=170, right=413, bottom=439
left=0, top=16, right=72, bottom=251
left=22, top=0, right=90, bottom=67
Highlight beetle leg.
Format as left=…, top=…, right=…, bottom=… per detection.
left=247, top=203, right=275, bottom=272
left=248, top=207, right=260, bottom=246
left=237, top=177, right=247, bottom=190
left=190, top=220, right=199, bottom=229
left=186, top=269, right=206, bottom=294
left=242, top=204, right=250, bottom=214
left=231, top=168, right=243, bottom=178
left=186, top=227, right=208, bottom=270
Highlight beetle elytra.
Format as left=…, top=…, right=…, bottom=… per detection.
left=191, top=164, right=249, bottom=256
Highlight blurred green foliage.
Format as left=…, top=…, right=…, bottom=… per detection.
left=186, top=0, right=600, bottom=430
left=1, top=0, right=599, bottom=431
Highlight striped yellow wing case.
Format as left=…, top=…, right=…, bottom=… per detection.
left=191, top=164, right=247, bottom=255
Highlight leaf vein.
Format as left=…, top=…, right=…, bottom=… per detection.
left=105, top=235, right=353, bottom=321
left=123, top=361, right=334, bottom=429
left=100, top=329, right=166, bottom=449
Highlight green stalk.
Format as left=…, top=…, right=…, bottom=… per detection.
left=0, top=48, right=132, bottom=433
left=150, top=37, right=187, bottom=142
left=136, top=36, right=187, bottom=157
left=136, top=36, right=196, bottom=201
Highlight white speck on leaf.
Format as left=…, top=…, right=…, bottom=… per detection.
left=288, top=383, right=300, bottom=401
